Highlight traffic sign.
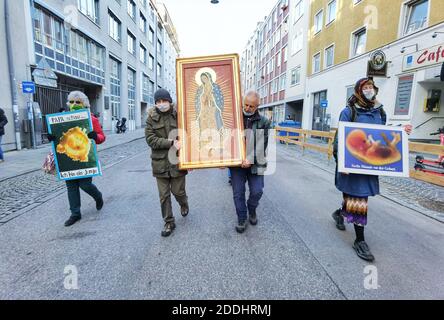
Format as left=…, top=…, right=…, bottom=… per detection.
left=22, top=81, right=35, bottom=94
left=320, top=100, right=328, bottom=108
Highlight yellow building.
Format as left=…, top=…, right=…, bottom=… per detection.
left=308, top=0, right=444, bottom=75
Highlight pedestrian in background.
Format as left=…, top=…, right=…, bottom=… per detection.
left=0, top=107, right=8, bottom=163
left=47, top=91, right=106, bottom=227
left=332, top=78, right=412, bottom=262
left=230, top=91, right=271, bottom=233
left=145, top=88, right=189, bottom=237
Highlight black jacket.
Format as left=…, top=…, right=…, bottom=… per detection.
left=0, top=108, right=8, bottom=136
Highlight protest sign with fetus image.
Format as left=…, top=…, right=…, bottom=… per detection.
left=338, top=122, right=409, bottom=177
left=46, top=110, right=102, bottom=181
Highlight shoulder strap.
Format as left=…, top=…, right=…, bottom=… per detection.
left=347, top=105, right=357, bottom=122
left=380, top=107, right=387, bottom=124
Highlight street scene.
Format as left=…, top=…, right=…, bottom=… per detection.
left=0, top=0, right=444, bottom=302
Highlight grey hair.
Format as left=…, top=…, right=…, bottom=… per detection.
left=66, top=91, right=90, bottom=107
left=244, top=91, right=260, bottom=103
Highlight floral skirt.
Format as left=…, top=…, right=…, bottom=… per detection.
left=342, top=193, right=368, bottom=226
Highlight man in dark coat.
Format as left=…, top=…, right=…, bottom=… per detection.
left=145, top=89, right=189, bottom=237
left=0, top=108, right=8, bottom=162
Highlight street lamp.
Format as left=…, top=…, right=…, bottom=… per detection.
left=432, top=31, right=444, bottom=38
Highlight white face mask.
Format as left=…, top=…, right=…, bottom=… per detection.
left=156, top=103, right=170, bottom=113
left=363, top=89, right=375, bottom=100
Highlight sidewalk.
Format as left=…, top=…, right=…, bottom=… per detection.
left=0, top=128, right=145, bottom=181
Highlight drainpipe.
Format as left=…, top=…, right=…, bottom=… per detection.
left=5, top=0, right=21, bottom=150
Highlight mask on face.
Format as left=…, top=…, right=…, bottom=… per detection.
left=156, top=103, right=171, bottom=113
left=243, top=110, right=255, bottom=117
left=363, top=89, right=375, bottom=100
left=70, top=104, right=84, bottom=111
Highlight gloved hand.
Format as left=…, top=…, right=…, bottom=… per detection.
left=47, top=134, right=56, bottom=142
left=88, top=131, right=98, bottom=140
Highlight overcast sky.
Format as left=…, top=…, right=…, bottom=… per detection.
left=159, top=0, right=275, bottom=57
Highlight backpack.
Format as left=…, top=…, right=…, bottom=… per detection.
left=333, top=105, right=386, bottom=162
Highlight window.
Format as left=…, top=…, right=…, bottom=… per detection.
left=314, top=10, right=323, bottom=34
left=43, top=11, right=53, bottom=47
left=77, top=0, right=99, bottom=24
left=149, top=27, right=154, bottom=44
left=54, top=19, right=63, bottom=51
left=272, top=78, right=279, bottom=94
left=293, top=0, right=304, bottom=24
left=149, top=54, right=154, bottom=70
left=313, top=53, right=321, bottom=73
left=291, top=30, right=303, bottom=55
left=139, top=12, right=146, bottom=33
left=110, top=57, right=122, bottom=119
left=157, top=63, right=162, bottom=77
left=325, top=45, right=334, bottom=68
left=140, top=44, right=147, bottom=63
left=127, top=0, right=136, bottom=19
left=128, top=68, right=136, bottom=125
left=290, top=66, right=301, bottom=86
left=127, top=31, right=135, bottom=55
left=276, top=51, right=281, bottom=68
left=283, top=46, right=288, bottom=62
left=352, top=28, right=366, bottom=57
left=157, top=40, right=162, bottom=57
left=109, top=11, right=121, bottom=43
left=142, top=74, right=150, bottom=101
left=32, top=7, right=43, bottom=43
left=279, top=73, right=286, bottom=91
left=404, top=0, right=428, bottom=35
left=327, top=0, right=337, bottom=24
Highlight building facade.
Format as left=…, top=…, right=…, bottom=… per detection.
left=306, top=0, right=444, bottom=140
left=0, top=0, right=180, bottom=152
left=241, top=0, right=310, bottom=127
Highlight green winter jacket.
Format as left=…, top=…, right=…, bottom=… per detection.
left=145, top=107, right=187, bottom=178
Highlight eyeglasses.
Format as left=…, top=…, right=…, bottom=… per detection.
left=69, top=100, right=82, bottom=105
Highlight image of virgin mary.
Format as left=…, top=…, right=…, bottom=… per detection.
left=195, top=71, right=225, bottom=135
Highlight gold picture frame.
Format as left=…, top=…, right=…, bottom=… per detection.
left=176, top=53, right=246, bottom=170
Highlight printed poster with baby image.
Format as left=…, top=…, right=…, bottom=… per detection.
left=338, top=122, right=409, bottom=177
left=46, top=109, right=102, bottom=181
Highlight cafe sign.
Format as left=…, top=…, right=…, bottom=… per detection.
left=403, top=44, right=444, bottom=72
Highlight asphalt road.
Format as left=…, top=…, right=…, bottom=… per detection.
left=0, top=142, right=443, bottom=300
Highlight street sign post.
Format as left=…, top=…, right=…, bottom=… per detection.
left=22, top=81, right=35, bottom=94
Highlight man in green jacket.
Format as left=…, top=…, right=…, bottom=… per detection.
left=145, top=89, right=189, bottom=237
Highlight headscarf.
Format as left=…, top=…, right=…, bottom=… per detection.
left=347, top=77, right=379, bottom=109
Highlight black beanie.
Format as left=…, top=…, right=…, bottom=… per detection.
left=154, top=88, right=172, bottom=103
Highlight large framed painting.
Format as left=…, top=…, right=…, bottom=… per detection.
left=46, top=109, right=102, bottom=181
left=338, top=122, right=409, bottom=177
left=176, top=54, right=245, bottom=170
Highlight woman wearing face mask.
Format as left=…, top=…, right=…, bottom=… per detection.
left=332, top=78, right=411, bottom=262
left=47, top=91, right=106, bottom=227
left=145, top=89, right=189, bottom=237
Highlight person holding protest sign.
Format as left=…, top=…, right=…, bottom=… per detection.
left=332, top=78, right=412, bottom=262
left=47, top=91, right=106, bottom=227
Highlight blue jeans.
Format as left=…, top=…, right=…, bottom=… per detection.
left=0, top=135, right=3, bottom=160
left=230, top=167, right=264, bottom=222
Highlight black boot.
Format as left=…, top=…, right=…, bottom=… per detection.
left=180, top=204, right=189, bottom=217
left=248, top=208, right=258, bottom=226
left=96, top=196, right=104, bottom=211
left=65, top=215, right=81, bottom=227
left=235, top=220, right=247, bottom=233
left=161, top=222, right=176, bottom=237
left=332, top=209, right=345, bottom=231
left=353, top=240, right=375, bottom=262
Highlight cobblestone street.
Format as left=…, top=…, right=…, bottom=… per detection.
left=0, top=138, right=147, bottom=224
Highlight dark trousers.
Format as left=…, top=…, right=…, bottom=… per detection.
left=230, top=167, right=264, bottom=222
left=65, top=178, right=102, bottom=217
left=156, top=176, right=188, bottom=224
